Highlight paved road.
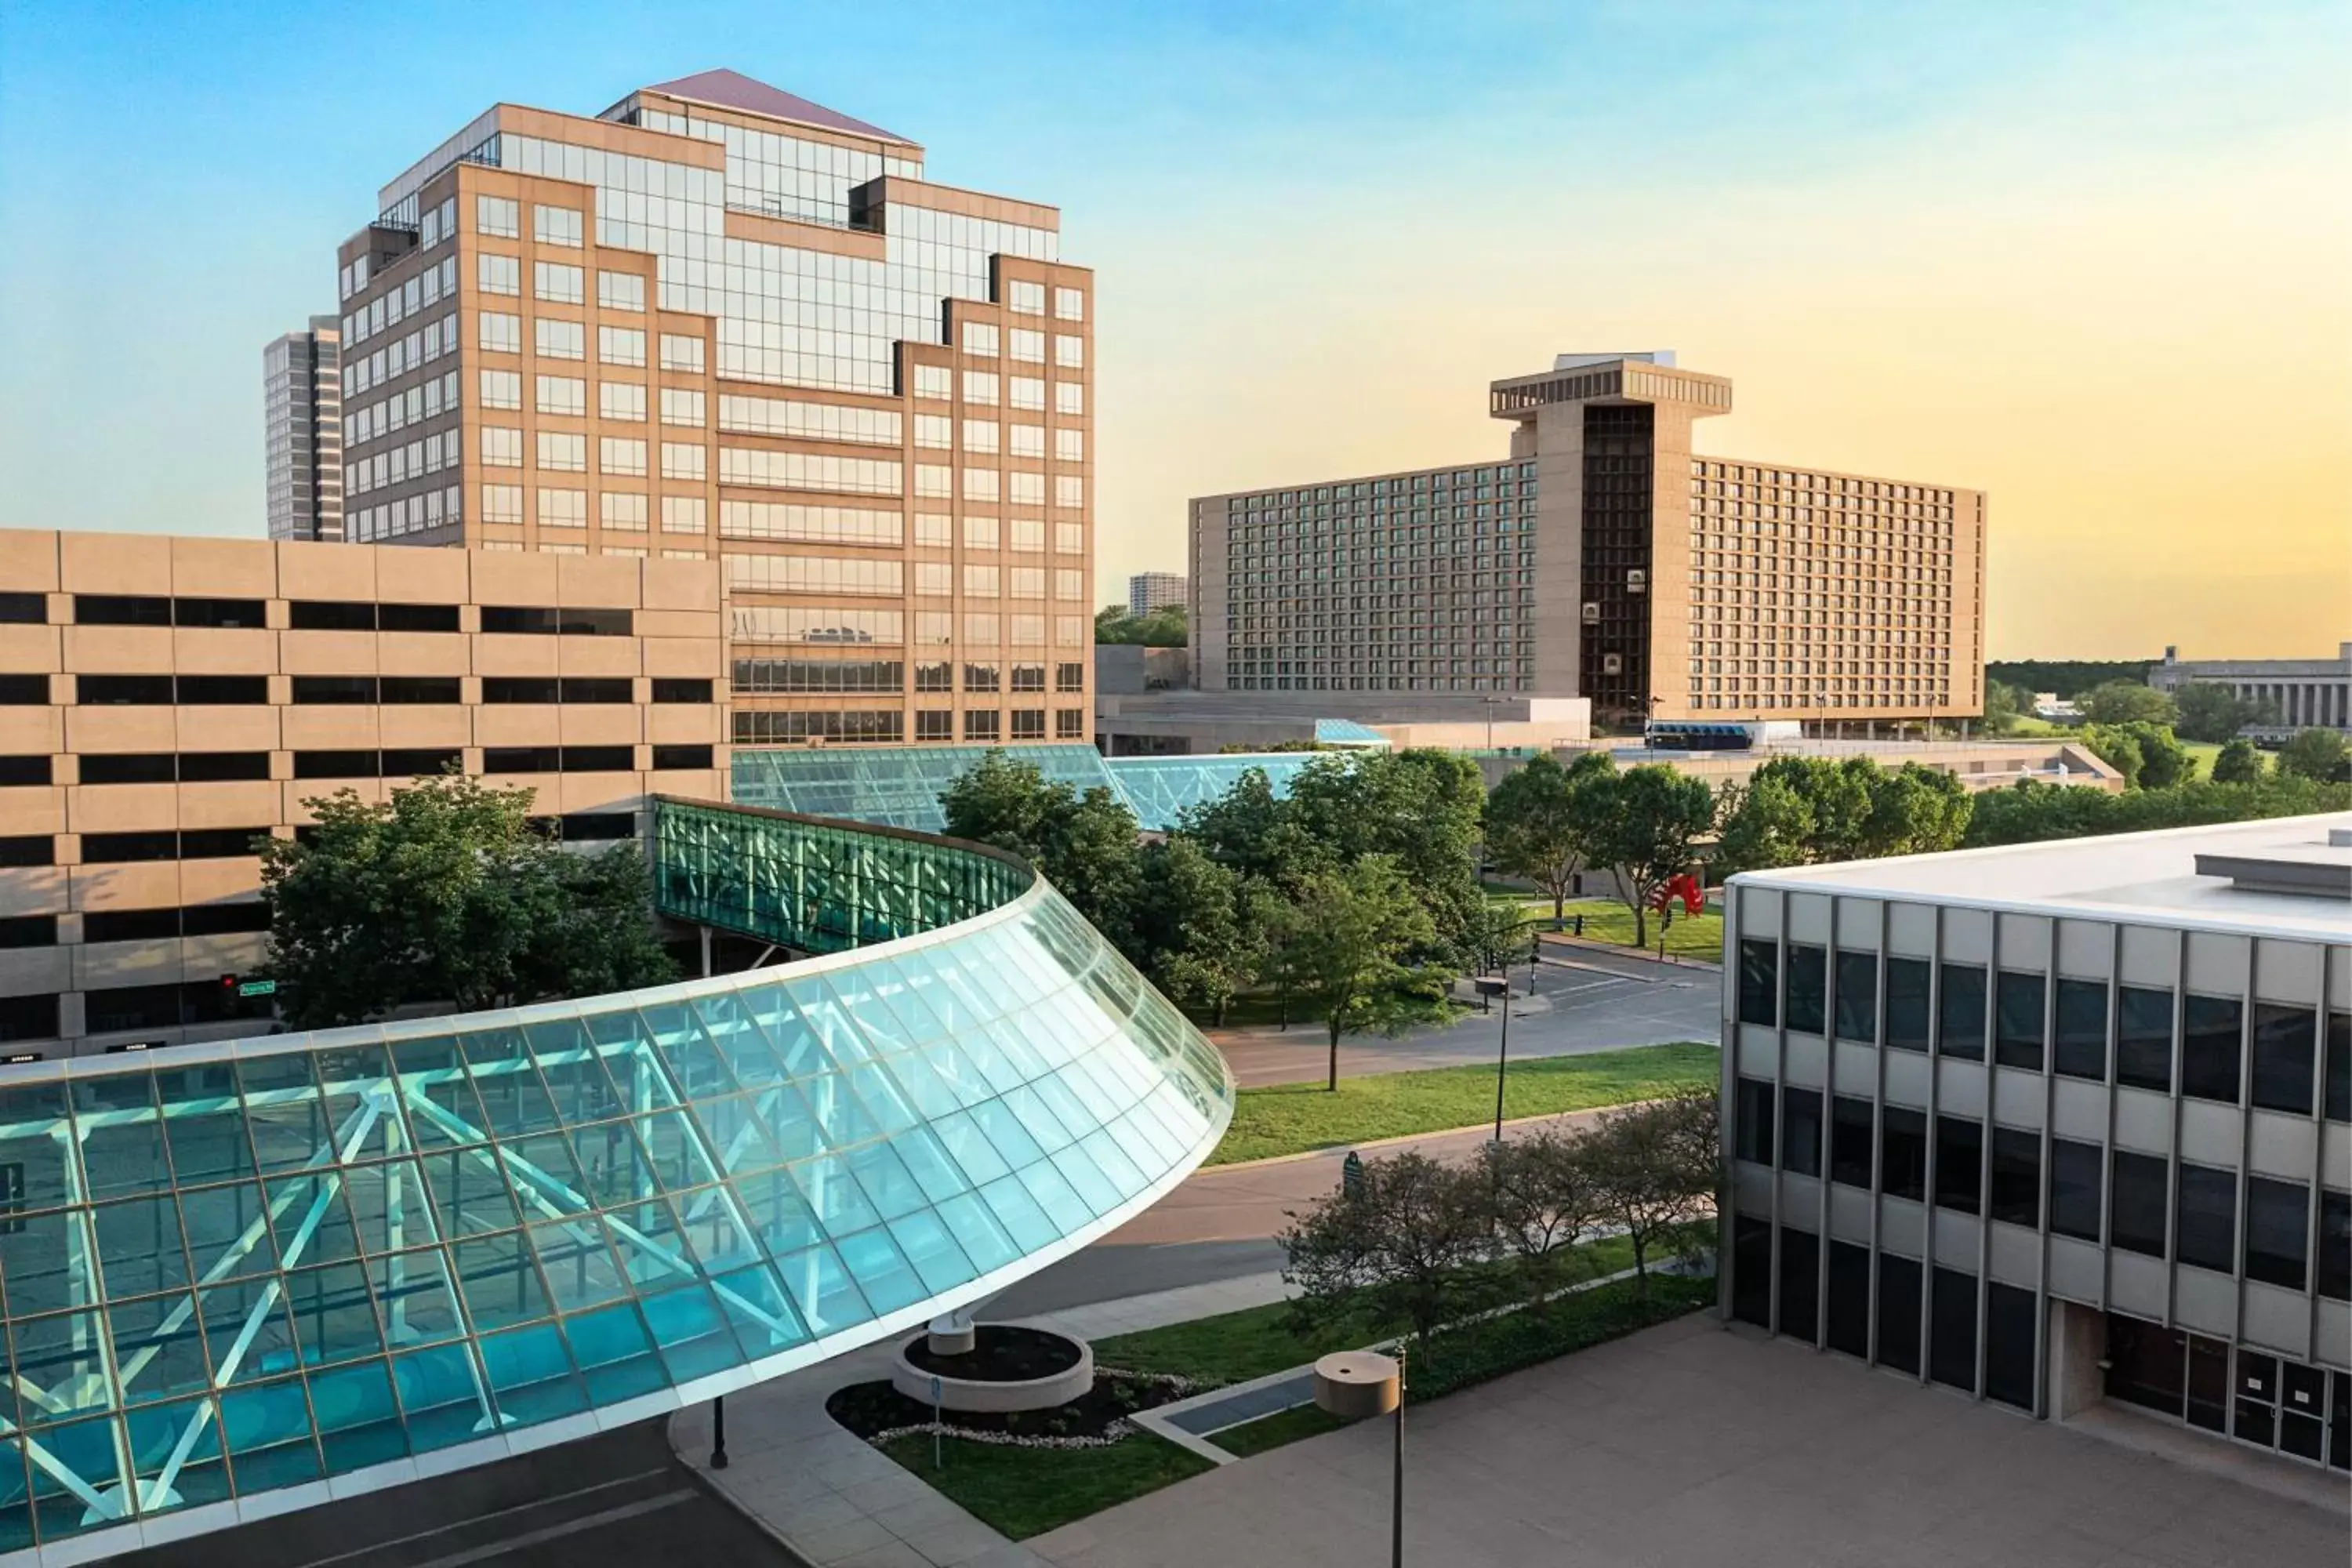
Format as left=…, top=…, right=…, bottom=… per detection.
left=1214, top=946, right=1718, bottom=1088
left=990, top=1109, right=1621, bottom=1320
left=119, top=1415, right=801, bottom=1568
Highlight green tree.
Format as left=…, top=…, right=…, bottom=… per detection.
left=1287, top=854, right=1451, bottom=1091
left=2079, top=723, right=2147, bottom=786
left=1858, top=762, right=1975, bottom=857
left=2277, top=727, right=2351, bottom=783
left=1481, top=1127, right=1606, bottom=1309
left=1710, top=771, right=1817, bottom=878
left=2173, top=683, right=2273, bottom=744
left=1980, top=679, right=2029, bottom=737
left=2081, top=681, right=2177, bottom=726
left=1094, top=603, right=1189, bottom=647
left=1583, top=1086, right=1719, bottom=1298
left=2083, top=722, right=2195, bottom=789
left=1963, top=773, right=2352, bottom=848
left=2210, top=738, right=2266, bottom=784
left=258, top=775, right=674, bottom=1029
left=1285, top=749, right=1486, bottom=959
left=1131, top=839, right=1261, bottom=1025
left=1483, top=750, right=1614, bottom=920
left=940, top=751, right=1142, bottom=942
left=1175, top=765, right=1324, bottom=887
left=1279, top=1150, right=1496, bottom=1356
left=1585, top=764, right=1719, bottom=948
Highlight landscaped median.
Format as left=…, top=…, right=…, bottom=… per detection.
left=1207, top=1039, right=1720, bottom=1165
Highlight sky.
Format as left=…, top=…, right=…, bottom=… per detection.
left=2, top=0, right=2347, bottom=659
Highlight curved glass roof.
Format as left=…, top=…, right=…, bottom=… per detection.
left=0, top=804, right=1230, bottom=1562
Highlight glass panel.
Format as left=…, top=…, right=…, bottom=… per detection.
left=93, top=1196, right=190, bottom=1300
left=637, top=1281, right=744, bottom=1382
left=307, top=1358, right=407, bottom=1474
left=477, top=1323, right=583, bottom=1426
left=528, top=1017, right=624, bottom=1125
left=886, top=1209, right=976, bottom=1295
left=562, top=1300, right=667, bottom=1405
left=192, top=1276, right=302, bottom=1385
left=108, top=1291, right=210, bottom=1406
left=72, top=1074, right=172, bottom=1200
left=775, top=1242, right=870, bottom=1335
left=526, top=1221, right=628, bottom=1312
left=125, top=1391, right=233, bottom=1514
left=219, top=1378, right=321, bottom=1497
left=368, top=1246, right=466, bottom=1345
left=831, top=1227, right=925, bottom=1316
left=388, top=1342, right=492, bottom=1454
left=451, top=1233, right=551, bottom=1331
left=8, top=1310, right=122, bottom=1422
left=154, top=1065, right=258, bottom=1189
left=460, top=1027, right=565, bottom=1138
left=283, top=1262, right=386, bottom=1367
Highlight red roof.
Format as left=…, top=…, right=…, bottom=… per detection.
left=641, top=69, right=909, bottom=146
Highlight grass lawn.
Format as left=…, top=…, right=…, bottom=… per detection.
left=877, top=1429, right=1212, bottom=1541
left=1209, top=1040, right=1719, bottom=1165
left=1210, top=1402, right=1352, bottom=1456
left=1546, top=897, right=1722, bottom=960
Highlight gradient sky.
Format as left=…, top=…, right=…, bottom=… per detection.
left=2, top=1, right=2346, bottom=658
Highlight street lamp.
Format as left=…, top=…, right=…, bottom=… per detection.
left=1475, top=975, right=1512, bottom=1145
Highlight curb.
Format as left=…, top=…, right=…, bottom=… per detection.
left=665, top=1409, right=822, bottom=1568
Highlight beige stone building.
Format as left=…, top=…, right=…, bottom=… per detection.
left=335, top=68, right=1094, bottom=750
left=0, top=528, right=727, bottom=1058
left=1190, top=352, right=1986, bottom=732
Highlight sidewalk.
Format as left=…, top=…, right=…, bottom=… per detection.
left=669, top=1273, right=1296, bottom=1568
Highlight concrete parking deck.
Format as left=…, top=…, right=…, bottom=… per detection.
left=1031, top=1313, right=2347, bottom=1568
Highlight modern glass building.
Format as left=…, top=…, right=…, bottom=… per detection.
left=0, top=800, right=1231, bottom=1562
left=1721, top=814, right=2350, bottom=1474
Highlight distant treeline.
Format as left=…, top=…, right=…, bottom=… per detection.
left=1984, top=659, right=2156, bottom=698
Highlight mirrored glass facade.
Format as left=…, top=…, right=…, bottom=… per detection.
left=0, top=804, right=1229, bottom=1559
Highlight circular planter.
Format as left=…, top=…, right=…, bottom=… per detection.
left=891, top=1325, right=1094, bottom=1414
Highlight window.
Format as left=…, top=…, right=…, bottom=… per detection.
left=2054, top=978, right=2108, bottom=1081
left=70, top=596, right=162, bottom=627
left=1876, top=1254, right=1922, bottom=1375
left=536, top=375, right=586, bottom=416
left=652, top=745, right=713, bottom=771
left=478, top=311, right=521, bottom=354
left=1833, top=950, right=1875, bottom=1042
left=2111, top=1149, right=2169, bottom=1257
left=1933, top=1116, right=1981, bottom=1214
left=477, top=253, right=520, bottom=296
left=2175, top=1162, right=2236, bottom=1273
left=2048, top=1138, right=2103, bottom=1240
left=1054, top=709, right=1084, bottom=739
left=601, top=382, right=646, bottom=422
left=1881, top=1107, right=1927, bottom=1201
left=2251, top=1004, right=2316, bottom=1114
left=2117, top=985, right=2173, bottom=1091
left=1929, top=1267, right=1976, bottom=1392
left=2181, top=993, right=2242, bottom=1104
left=1737, top=940, right=1777, bottom=1026
left=1989, top=1127, right=2041, bottom=1226
left=533, top=261, right=583, bottom=304
left=2321, top=1189, right=2350, bottom=1301
left=172, top=597, right=267, bottom=630
left=0, top=593, right=44, bottom=624
left=480, top=606, right=632, bottom=637
left=2245, top=1177, right=2309, bottom=1290
left=1937, top=962, right=1986, bottom=1058
left=661, top=389, right=706, bottom=427
left=599, top=326, right=647, bottom=368
left=913, top=364, right=952, bottom=400
left=1984, top=1280, right=2036, bottom=1410
left=602, top=493, right=648, bottom=531
left=537, top=432, right=586, bottom=472
left=916, top=711, right=953, bottom=741
left=1994, top=971, right=2045, bottom=1069
left=1784, top=944, right=1824, bottom=1035
left=1008, top=328, right=1044, bottom=363
left=1007, top=280, right=1045, bottom=316
left=1055, top=662, right=1084, bottom=693
left=476, top=195, right=518, bottom=238
left=962, top=321, right=999, bottom=357
left=1781, top=1086, right=1822, bottom=1178
left=659, top=334, right=705, bottom=373
left=600, top=437, right=646, bottom=477
left=481, top=368, right=522, bottom=409
left=597, top=271, right=644, bottom=311
left=964, top=711, right=999, bottom=742
left=1885, top=956, right=1930, bottom=1051
left=1054, top=286, right=1085, bottom=321
left=1057, top=381, right=1083, bottom=416
left=964, top=370, right=998, bottom=405
left=75, top=674, right=174, bottom=706
left=1010, top=710, right=1046, bottom=740
left=1734, top=1079, right=1774, bottom=1166
left=535, top=319, right=584, bottom=361
left=1830, top=1094, right=1873, bottom=1187
left=1054, top=335, right=1084, bottom=368
left=1778, top=1225, right=1820, bottom=1343
left=532, top=205, right=582, bottom=247
left=480, top=484, right=523, bottom=523
left=1824, top=1239, right=1870, bottom=1357
left=652, top=679, right=711, bottom=703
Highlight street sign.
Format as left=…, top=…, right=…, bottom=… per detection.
left=238, top=978, right=278, bottom=998
left=1342, top=1150, right=1366, bottom=1200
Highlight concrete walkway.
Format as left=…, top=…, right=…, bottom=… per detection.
left=668, top=1273, right=1295, bottom=1568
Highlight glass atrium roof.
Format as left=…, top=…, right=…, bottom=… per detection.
left=731, top=744, right=1322, bottom=834
left=0, top=801, right=1229, bottom=1563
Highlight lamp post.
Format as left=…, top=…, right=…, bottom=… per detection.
left=711, top=1394, right=728, bottom=1469
left=1475, top=975, right=1512, bottom=1145
left=1390, top=1344, right=1407, bottom=1568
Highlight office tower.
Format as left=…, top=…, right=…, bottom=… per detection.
left=1127, top=571, right=1186, bottom=616
left=1190, top=353, right=1986, bottom=732
left=1719, top=815, right=2350, bottom=1468
left=335, top=68, right=1095, bottom=748
left=262, top=316, right=344, bottom=540
left=0, top=528, right=727, bottom=1058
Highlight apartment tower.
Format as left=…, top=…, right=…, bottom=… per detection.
left=336, top=69, right=1095, bottom=750
left=262, top=316, right=345, bottom=541
left=1127, top=571, right=1186, bottom=616
left=1190, top=353, right=1986, bottom=731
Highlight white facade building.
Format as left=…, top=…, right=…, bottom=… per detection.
left=1720, top=815, right=2350, bottom=1474
left=2149, top=643, right=2352, bottom=731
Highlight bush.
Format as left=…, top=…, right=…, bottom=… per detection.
left=1409, top=1272, right=1715, bottom=1401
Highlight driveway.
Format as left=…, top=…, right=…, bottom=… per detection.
left=1029, top=1313, right=2347, bottom=1568
left=1214, top=951, right=1719, bottom=1089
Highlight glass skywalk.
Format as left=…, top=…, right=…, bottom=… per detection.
left=0, top=804, right=1231, bottom=1563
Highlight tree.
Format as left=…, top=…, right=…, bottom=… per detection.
left=2081, top=681, right=2177, bottom=727
left=1481, top=1128, right=1606, bottom=1308
left=2277, top=727, right=2352, bottom=783
left=258, top=775, right=674, bottom=1029
left=1287, top=855, right=1451, bottom=1090
left=2082, top=722, right=2194, bottom=789
left=1584, top=764, right=1718, bottom=947
left=2078, top=723, right=2146, bottom=786
left=1584, top=1087, right=1719, bottom=1298
left=1980, top=679, right=2029, bottom=737
left=1711, top=771, right=1817, bottom=878
left=940, top=751, right=1142, bottom=942
left=1279, top=1151, right=1495, bottom=1356
left=1130, top=839, right=1261, bottom=1025
left=1483, top=750, right=1614, bottom=920
left=2211, top=738, right=2266, bottom=784
left=1963, top=773, right=2351, bottom=847
left=1857, top=762, right=1974, bottom=858
left=1175, top=765, right=1324, bottom=887
left=1461, top=901, right=1532, bottom=979
left=1285, top=749, right=1487, bottom=960
left=2173, top=683, right=2273, bottom=744
left=1094, top=603, right=1188, bottom=647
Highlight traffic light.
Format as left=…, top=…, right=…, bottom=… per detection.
left=220, top=973, right=238, bottom=993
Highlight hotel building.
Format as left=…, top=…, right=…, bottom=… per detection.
left=0, top=529, right=727, bottom=1059
left=1126, top=572, right=1185, bottom=616
left=332, top=68, right=1095, bottom=751
left=1721, top=815, right=2350, bottom=1472
left=1189, top=352, right=1986, bottom=731
left=262, top=317, right=344, bottom=543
